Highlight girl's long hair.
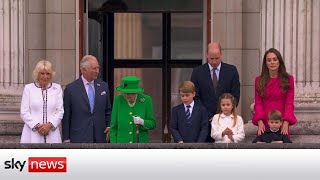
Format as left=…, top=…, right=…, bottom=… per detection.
left=216, top=93, right=237, bottom=127
left=258, top=48, right=290, bottom=96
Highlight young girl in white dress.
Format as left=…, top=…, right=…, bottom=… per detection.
left=211, top=93, right=245, bottom=143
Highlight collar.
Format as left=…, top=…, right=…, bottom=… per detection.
left=208, top=62, right=221, bottom=71
left=82, top=75, right=94, bottom=85
left=265, top=129, right=280, bottom=133
left=219, top=113, right=234, bottom=118
left=34, top=82, right=52, bottom=89
left=184, top=101, right=194, bottom=108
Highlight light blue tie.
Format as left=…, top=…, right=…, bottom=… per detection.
left=88, top=82, right=95, bottom=113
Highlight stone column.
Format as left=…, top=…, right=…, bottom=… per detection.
left=261, top=0, right=320, bottom=121
left=0, top=0, right=25, bottom=121
left=0, top=0, right=24, bottom=95
left=243, top=0, right=320, bottom=143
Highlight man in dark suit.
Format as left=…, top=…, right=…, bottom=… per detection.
left=191, top=42, right=240, bottom=142
left=62, top=55, right=112, bottom=143
left=170, top=81, right=208, bottom=143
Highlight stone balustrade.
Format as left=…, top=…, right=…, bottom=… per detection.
left=0, top=143, right=320, bottom=149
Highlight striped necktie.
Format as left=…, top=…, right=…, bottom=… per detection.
left=186, top=105, right=191, bottom=119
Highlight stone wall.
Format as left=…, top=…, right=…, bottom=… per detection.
left=26, top=0, right=77, bottom=86
left=211, top=0, right=261, bottom=122
left=0, top=0, right=78, bottom=125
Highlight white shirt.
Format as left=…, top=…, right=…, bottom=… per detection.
left=81, top=75, right=95, bottom=96
left=210, top=113, right=245, bottom=143
left=184, top=101, right=195, bottom=117
left=208, top=63, right=221, bottom=80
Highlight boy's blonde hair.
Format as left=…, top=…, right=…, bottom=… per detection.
left=178, top=81, right=196, bottom=93
left=216, top=93, right=238, bottom=127
left=268, top=110, right=283, bottom=121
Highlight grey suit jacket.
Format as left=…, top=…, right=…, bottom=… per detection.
left=62, top=78, right=111, bottom=143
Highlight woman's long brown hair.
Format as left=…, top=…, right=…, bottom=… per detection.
left=258, top=48, right=290, bottom=96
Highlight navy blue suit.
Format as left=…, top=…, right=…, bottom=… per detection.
left=170, top=102, right=208, bottom=143
left=62, top=78, right=112, bottom=143
left=252, top=129, right=292, bottom=143
left=191, top=62, right=240, bottom=142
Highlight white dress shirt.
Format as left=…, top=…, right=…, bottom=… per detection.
left=208, top=63, right=221, bottom=80
left=184, top=101, right=195, bottom=117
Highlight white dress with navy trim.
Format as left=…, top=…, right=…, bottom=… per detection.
left=20, top=82, right=64, bottom=143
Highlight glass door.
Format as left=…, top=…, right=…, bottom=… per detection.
left=88, top=1, right=203, bottom=142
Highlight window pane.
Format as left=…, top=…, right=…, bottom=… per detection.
left=89, top=0, right=203, bottom=12
left=88, top=18, right=103, bottom=79
left=171, top=13, right=203, bottom=59
left=114, top=13, right=162, bottom=59
left=171, top=68, right=193, bottom=108
left=114, top=68, right=162, bottom=142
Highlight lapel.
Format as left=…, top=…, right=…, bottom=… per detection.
left=178, top=104, right=187, bottom=124
left=76, top=78, right=90, bottom=109
left=205, top=63, right=216, bottom=94
left=218, top=62, right=225, bottom=86
left=93, top=80, right=101, bottom=112
left=188, top=103, right=200, bottom=125
left=179, top=104, right=195, bottom=126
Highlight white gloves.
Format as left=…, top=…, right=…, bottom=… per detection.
left=133, top=116, right=144, bottom=126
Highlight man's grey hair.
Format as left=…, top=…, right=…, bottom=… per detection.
left=80, top=55, right=97, bottom=70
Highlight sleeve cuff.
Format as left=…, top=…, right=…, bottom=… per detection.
left=48, top=122, right=56, bottom=131
left=32, top=123, right=40, bottom=131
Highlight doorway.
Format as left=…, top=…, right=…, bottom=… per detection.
left=87, top=0, right=203, bottom=142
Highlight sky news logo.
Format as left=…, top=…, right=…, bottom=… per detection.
left=4, top=157, right=67, bottom=172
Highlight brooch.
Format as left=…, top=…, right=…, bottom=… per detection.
left=140, top=98, right=145, bottom=102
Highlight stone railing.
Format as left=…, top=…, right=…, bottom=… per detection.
left=0, top=143, right=320, bottom=149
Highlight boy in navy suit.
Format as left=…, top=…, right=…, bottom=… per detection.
left=170, top=81, right=208, bottom=143
left=253, top=110, right=292, bottom=143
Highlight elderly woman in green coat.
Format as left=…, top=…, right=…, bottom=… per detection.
left=110, top=76, right=156, bottom=143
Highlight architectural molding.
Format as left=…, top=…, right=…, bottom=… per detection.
left=0, top=0, right=25, bottom=96
left=261, top=0, right=320, bottom=120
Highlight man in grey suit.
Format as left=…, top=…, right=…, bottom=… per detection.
left=191, top=42, right=240, bottom=142
left=62, top=55, right=112, bottom=143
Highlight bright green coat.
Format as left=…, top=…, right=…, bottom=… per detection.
left=110, top=94, right=156, bottom=143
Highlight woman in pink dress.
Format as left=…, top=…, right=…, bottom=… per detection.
left=252, top=48, right=297, bottom=137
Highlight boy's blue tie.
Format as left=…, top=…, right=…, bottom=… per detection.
left=88, top=82, right=95, bottom=113
left=186, top=105, right=191, bottom=119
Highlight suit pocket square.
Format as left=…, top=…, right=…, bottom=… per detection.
left=101, top=91, right=106, bottom=95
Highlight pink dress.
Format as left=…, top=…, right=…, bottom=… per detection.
left=252, top=75, right=297, bottom=135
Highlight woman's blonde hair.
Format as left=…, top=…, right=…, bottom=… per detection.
left=32, top=60, right=56, bottom=82
left=216, top=93, right=238, bottom=127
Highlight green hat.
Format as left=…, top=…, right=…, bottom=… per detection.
left=116, top=76, right=144, bottom=93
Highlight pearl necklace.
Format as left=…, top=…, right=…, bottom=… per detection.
left=128, top=100, right=136, bottom=108
left=126, top=94, right=138, bottom=108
